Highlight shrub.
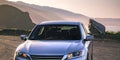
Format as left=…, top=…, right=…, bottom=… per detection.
left=0, top=29, right=31, bottom=36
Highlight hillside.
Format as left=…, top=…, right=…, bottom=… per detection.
left=0, top=1, right=90, bottom=32
left=9, top=1, right=90, bottom=24
left=0, top=5, right=35, bottom=30
left=94, top=18, right=120, bottom=32
left=0, top=0, right=5, bottom=2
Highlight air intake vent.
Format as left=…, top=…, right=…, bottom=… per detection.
left=31, top=55, right=63, bottom=60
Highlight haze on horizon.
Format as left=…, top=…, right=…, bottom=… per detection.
left=7, top=0, right=120, bottom=18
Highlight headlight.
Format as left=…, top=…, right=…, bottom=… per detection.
left=16, top=52, right=28, bottom=58
left=68, top=50, right=84, bottom=59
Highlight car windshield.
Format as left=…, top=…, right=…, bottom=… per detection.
left=29, top=25, right=81, bottom=40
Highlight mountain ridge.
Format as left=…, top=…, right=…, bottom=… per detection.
left=0, top=1, right=90, bottom=31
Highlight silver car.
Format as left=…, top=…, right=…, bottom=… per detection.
left=14, top=21, right=94, bottom=60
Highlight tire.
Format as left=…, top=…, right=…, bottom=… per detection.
left=87, top=46, right=93, bottom=60
left=87, top=53, right=89, bottom=60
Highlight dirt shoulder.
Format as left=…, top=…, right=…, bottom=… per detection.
left=0, top=35, right=23, bottom=60
left=93, top=39, right=120, bottom=60
left=0, top=35, right=120, bottom=60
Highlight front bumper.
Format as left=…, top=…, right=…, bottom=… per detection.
left=15, top=54, right=87, bottom=60
left=15, top=57, right=29, bottom=60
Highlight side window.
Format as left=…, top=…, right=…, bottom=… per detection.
left=82, top=24, right=88, bottom=34
left=81, top=24, right=88, bottom=40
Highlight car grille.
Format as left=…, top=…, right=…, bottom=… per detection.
left=30, top=55, right=63, bottom=60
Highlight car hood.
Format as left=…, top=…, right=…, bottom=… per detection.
left=19, top=40, right=84, bottom=55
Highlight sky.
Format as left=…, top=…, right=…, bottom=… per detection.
left=8, top=0, right=120, bottom=18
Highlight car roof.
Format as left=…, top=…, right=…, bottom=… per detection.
left=38, top=21, right=82, bottom=25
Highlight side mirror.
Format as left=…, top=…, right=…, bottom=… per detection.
left=20, top=35, right=27, bottom=41
left=85, top=34, right=94, bottom=41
